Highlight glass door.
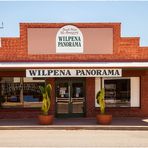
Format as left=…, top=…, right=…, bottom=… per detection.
left=56, top=82, right=70, bottom=115
left=55, top=79, right=85, bottom=117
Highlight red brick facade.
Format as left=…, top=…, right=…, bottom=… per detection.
left=0, top=23, right=148, bottom=118
left=0, top=23, right=148, bottom=62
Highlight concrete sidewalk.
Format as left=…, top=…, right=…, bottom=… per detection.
left=0, top=117, right=148, bottom=130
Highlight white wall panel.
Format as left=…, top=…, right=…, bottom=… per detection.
left=131, top=77, right=140, bottom=107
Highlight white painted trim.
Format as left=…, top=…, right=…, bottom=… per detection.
left=131, top=77, right=140, bottom=107
left=0, top=62, right=148, bottom=68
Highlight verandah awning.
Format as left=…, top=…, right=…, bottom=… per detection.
left=0, top=62, right=148, bottom=68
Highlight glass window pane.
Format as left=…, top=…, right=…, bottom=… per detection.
left=0, top=77, right=45, bottom=108
left=104, top=79, right=130, bottom=107
left=72, top=83, right=84, bottom=98
left=56, top=82, right=69, bottom=98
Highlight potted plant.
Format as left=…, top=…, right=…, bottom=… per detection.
left=38, top=83, right=54, bottom=125
left=96, top=88, right=112, bottom=125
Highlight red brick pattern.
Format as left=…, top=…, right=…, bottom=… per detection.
left=86, top=78, right=95, bottom=117
left=0, top=23, right=148, bottom=62
left=0, top=108, right=40, bottom=119
left=141, top=75, right=148, bottom=116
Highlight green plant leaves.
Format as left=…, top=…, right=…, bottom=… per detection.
left=39, top=83, right=52, bottom=115
left=96, top=88, right=105, bottom=114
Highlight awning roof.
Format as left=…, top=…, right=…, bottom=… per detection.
left=0, top=62, right=148, bottom=68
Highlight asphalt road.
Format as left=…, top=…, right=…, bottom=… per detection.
left=0, top=130, right=148, bottom=147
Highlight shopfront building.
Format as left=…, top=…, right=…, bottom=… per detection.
left=0, top=23, right=148, bottom=118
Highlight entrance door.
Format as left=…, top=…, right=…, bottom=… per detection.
left=55, top=78, right=85, bottom=117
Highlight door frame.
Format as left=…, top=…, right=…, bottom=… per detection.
left=55, top=78, right=86, bottom=118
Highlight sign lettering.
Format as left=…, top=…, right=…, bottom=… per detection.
left=56, top=25, right=83, bottom=53
left=26, top=69, right=122, bottom=77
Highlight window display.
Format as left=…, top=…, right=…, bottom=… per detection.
left=103, top=78, right=130, bottom=107
left=0, top=77, right=45, bottom=108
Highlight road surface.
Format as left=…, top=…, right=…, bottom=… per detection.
left=0, top=130, right=148, bottom=147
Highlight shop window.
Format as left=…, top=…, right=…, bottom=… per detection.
left=104, top=79, right=130, bottom=107
left=95, top=77, right=140, bottom=107
left=0, top=77, right=45, bottom=108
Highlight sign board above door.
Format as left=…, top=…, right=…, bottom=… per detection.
left=26, top=69, right=122, bottom=77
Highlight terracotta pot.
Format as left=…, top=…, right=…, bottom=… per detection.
left=96, top=114, right=112, bottom=125
left=38, top=115, right=54, bottom=125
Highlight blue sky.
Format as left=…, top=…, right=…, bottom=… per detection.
left=0, top=1, right=148, bottom=46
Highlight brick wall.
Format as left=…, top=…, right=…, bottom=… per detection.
left=86, top=77, right=95, bottom=117
left=0, top=108, right=40, bottom=119
left=0, top=23, right=148, bottom=62
left=141, top=74, right=148, bottom=116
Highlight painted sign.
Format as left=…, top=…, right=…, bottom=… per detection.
left=26, top=69, right=122, bottom=77
left=56, top=25, right=83, bottom=53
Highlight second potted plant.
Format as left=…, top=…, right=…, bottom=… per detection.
left=96, top=88, right=112, bottom=125
left=38, top=83, right=54, bottom=125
